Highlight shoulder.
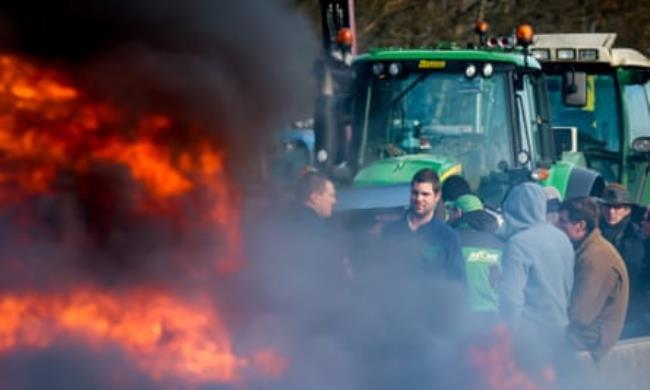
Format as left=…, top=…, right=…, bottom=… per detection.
left=626, top=222, right=645, bottom=242
left=506, top=223, right=572, bottom=255
left=517, top=223, right=570, bottom=244
left=428, top=219, right=460, bottom=240
left=382, top=218, right=408, bottom=235
left=583, top=232, right=625, bottom=266
left=458, top=228, right=504, bottom=249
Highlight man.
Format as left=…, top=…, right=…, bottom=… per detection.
left=442, top=175, right=472, bottom=204
left=499, top=183, right=574, bottom=334
left=558, top=197, right=629, bottom=360
left=282, top=171, right=345, bottom=280
left=599, top=184, right=644, bottom=271
left=448, top=194, right=503, bottom=314
left=293, top=171, right=337, bottom=220
left=598, top=183, right=645, bottom=335
left=441, top=174, right=472, bottom=221
left=382, top=169, right=464, bottom=282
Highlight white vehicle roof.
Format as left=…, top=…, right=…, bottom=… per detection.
left=532, top=33, right=650, bottom=68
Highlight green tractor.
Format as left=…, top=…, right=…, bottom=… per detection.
left=316, top=4, right=602, bottom=211
left=532, top=33, right=650, bottom=206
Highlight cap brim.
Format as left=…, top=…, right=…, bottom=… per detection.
left=597, top=198, right=634, bottom=206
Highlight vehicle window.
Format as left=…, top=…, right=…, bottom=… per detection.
left=624, top=82, right=650, bottom=145
left=516, top=75, right=542, bottom=163
left=547, top=74, right=621, bottom=153
left=360, top=71, right=512, bottom=187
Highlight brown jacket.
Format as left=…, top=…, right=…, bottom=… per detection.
left=567, top=228, right=629, bottom=360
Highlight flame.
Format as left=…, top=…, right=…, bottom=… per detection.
left=0, top=54, right=243, bottom=271
left=0, top=54, right=254, bottom=384
left=0, top=288, right=243, bottom=383
left=467, top=323, right=556, bottom=390
left=252, top=348, right=289, bottom=379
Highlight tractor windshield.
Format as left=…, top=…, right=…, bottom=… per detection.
left=546, top=73, right=623, bottom=182
left=355, top=69, right=513, bottom=187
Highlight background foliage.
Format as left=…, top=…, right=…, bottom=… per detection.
left=295, top=0, right=650, bottom=55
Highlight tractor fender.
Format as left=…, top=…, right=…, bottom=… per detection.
left=565, top=166, right=605, bottom=200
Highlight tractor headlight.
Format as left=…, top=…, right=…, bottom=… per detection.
left=316, top=149, right=328, bottom=163
left=482, top=63, right=494, bottom=77
left=465, top=63, right=477, bottom=78
left=388, top=62, right=402, bottom=76
left=498, top=36, right=514, bottom=49
left=531, top=49, right=550, bottom=60
left=557, top=49, right=576, bottom=60
left=516, top=150, right=531, bottom=165
left=578, top=49, right=598, bottom=61
left=371, top=62, right=384, bottom=76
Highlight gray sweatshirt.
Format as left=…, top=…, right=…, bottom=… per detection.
left=499, top=182, right=575, bottom=333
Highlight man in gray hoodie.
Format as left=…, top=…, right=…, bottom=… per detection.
left=499, top=182, right=575, bottom=335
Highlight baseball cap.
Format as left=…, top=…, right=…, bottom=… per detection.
left=453, top=194, right=484, bottom=213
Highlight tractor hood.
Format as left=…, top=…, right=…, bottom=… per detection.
left=353, top=153, right=462, bottom=187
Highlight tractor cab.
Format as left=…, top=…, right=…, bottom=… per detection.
left=347, top=45, right=551, bottom=207
left=532, top=33, right=650, bottom=204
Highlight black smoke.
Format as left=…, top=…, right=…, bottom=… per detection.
left=0, top=0, right=318, bottom=286
left=0, top=1, right=320, bottom=387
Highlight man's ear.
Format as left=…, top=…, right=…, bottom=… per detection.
left=433, top=190, right=441, bottom=202
left=305, top=192, right=317, bottom=207
left=577, top=220, right=587, bottom=233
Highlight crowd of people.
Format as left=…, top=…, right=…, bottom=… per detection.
left=288, top=168, right=649, bottom=361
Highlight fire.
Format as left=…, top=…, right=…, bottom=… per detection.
left=467, top=323, right=556, bottom=390
left=0, top=288, right=243, bottom=383
left=0, top=54, right=254, bottom=384
left=0, top=54, right=243, bottom=270
left=252, top=348, right=289, bottom=379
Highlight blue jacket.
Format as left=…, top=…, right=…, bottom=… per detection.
left=499, top=183, right=574, bottom=333
left=382, top=214, right=465, bottom=283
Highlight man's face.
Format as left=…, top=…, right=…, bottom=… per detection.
left=601, top=203, right=631, bottom=226
left=558, top=210, right=587, bottom=243
left=310, top=180, right=337, bottom=218
left=410, top=181, right=440, bottom=218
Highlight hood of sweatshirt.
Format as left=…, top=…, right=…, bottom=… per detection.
left=501, top=182, right=547, bottom=238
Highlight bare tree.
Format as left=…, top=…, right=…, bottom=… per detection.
left=295, top=0, right=650, bottom=54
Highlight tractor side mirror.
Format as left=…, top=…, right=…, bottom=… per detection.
left=563, top=71, right=587, bottom=107
left=553, top=126, right=578, bottom=158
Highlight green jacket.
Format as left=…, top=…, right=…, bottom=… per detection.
left=453, top=211, right=503, bottom=312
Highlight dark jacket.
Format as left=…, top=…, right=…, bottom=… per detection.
left=498, top=183, right=574, bottom=333
left=288, top=205, right=332, bottom=237
left=382, top=213, right=465, bottom=283
left=567, top=228, right=629, bottom=361
left=600, top=216, right=645, bottom=316
left=452, top=211, right=504, bottom=312
left=271, top=205, right=350, bottom=305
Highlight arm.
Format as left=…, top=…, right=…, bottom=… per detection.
left=569, top=259, right=618, bottom=327
left=627, top=233, right=645, bottom=276
left=499, top=240, right=529, bottom=329
left=446, top=230, right=466, bottom=283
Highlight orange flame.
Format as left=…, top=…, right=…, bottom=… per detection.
left=0, top=288, right=243, bottom=383
left=0, top=54, right=255, bottom=384
left=252, top=348, right=289, bottom=379
left=0, top=54, right=243, bottom=271
left=467, top=323, right=556, bottom=390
